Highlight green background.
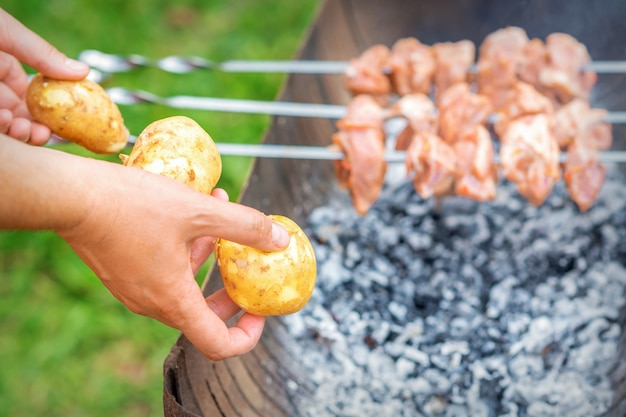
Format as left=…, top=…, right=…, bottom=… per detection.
left=0, top=1, right=319, bottom=416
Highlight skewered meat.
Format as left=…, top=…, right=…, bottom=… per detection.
left=476, top=26, right=529, bottom=110
left=552, top=98, right=612, bottom=149
left=564, top=143, right=606, bottom=212
left=438, top=82, right=493, bottom=144
left=388, top=93, right=438, bottom=150
left=336, top=28, right=612, bottom=212
left=432, top=40, right=476, bottom=103
left=405, top=130, right=457, bottom=199
left=494, top=81, right=554, bottom=137
left=518, top=38, right=547, bottom=89
left=332, top=94, right=388, bottom=215
left=500, top=114, right=562, bottom=206
left=388, top=37, right=435, bottom=96
left=344, top=29, right=598, bottom=111
left=344, top=45, right=392, bottom=100
left=454, top=125, right=498, bottom=201
left=558, top=99, right=612, bottom=211
left=540, top=33, right=597, bottom=105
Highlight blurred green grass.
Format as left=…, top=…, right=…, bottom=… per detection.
left=0, top=1, right=319, bottom=416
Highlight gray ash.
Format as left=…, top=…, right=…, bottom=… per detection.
left=283, top=167, right=626, bottom=417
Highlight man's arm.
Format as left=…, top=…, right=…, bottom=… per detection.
left=1, top=134, right=290, bottom=360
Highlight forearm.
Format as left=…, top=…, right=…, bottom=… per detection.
left=0, top=133, right=103, bottom=231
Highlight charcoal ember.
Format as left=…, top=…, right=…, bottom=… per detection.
left=284, top=168, right=626, bottom=416
left=509, top=316, right=555, bottom=355
left=395, top=356, right=417, bottom=379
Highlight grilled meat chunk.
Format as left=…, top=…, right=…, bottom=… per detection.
left=388, top=93, right=438, bottom=150
left=388, top=37, right=435, bottom=96
left=552, top=98, right=611, bottom=150
left=476, top=26, right=529, bottom=110
left=432, top=40, right=476, bottom=103
left=344, top=44, right=392, bottom=100
left=494, top=81, right=554, bottom=137
left=539, top=33, right=597, bottom=105
left=500, top=114, right=562, bottom=206
left=454, top=125, right=498, bottom=201
left=438, top=82, right=493, bottom=144
left=333, top=94, right=388, bottom=214
left=564, top=142, right=607, bottom=212
left=405, top=130, right=457, bottom=199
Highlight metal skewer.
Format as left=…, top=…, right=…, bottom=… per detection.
left=80, top=49, right=626, bottom=75
left=210, top=143, right=626, bottom=165
left=106, top=86, right=626, bottom=123
left=107, top=88, right=626, bottom=161
left=103, top=135, right=626, bottom=164
left=106, top=87, right=347, bottom=118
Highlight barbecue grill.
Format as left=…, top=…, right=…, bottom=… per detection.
left=162, top=0, right=626, bottom=416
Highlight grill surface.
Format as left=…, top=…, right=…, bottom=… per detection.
left=163, top=0, right=626, bottom=415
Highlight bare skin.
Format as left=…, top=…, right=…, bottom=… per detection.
left=0, top=7, right=290, bottom=360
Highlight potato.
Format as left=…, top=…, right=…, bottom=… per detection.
left=122, top=116, right=222, bottom=194
left=215, top=215, right=317, bottom=316
left=26, top=73, right=128, bottom=154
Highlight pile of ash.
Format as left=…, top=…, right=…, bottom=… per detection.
left=284, top=166, right=626, bottom=417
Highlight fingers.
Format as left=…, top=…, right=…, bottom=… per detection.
left=26, top=122, right=51, bottom=146
left=5, top=117, right=29, bottom=141
left=0, top=108, right=11, bottom=134
left=189, top=313, right=266, bottom=361
left=189, top=236, right=215, bottom=274
left=205, top=288, right=241, bottom=321
left=0, top=8, right=89, bottom=80
left=0, top=109, right=51, bottom=145
left=188, top=189, right=233, bottom=274
left=211, top=187, right=229, bottom=201
left=179, top=289, right=266, bottom=360
left=194, top=196, right=290, bottom=252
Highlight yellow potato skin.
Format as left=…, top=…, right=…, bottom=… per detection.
left=215, top=215, right=317, bottom=316
left=122, top=116, right=222, bottom=194
left=26, top=74, right=128, bottom=154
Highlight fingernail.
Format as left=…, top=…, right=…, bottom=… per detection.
left=65, top=58, right=89, bottom=73
left=271, top=222, right=290, bottom=248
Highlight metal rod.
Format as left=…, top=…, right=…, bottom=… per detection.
left=79, top=50, right=349, bottom=75
left=106, top=87, right=347, bottom=118
left=112, top=136, right=626, bottom=164
left=106, top=87, right=626, bottom=123
left=214, top=144, right=626, bottom=164
left=79, top=49, right=625, bottom=75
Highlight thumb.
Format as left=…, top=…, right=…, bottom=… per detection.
left=0, top=8, right=89, bottom=80
left=193, top=197, right=291, bottom=252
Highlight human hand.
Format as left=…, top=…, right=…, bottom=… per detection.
left=0, top=8, right=90, bottom=144
left=55, top=159, right=290, bottom=360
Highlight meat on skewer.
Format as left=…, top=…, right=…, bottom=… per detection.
left=388, top=37, right=435, bottom=97
left=539, top=33, right=598, bottom=105
left=565, top=143, right=606, bottom=212
left=338, top=28, right=612, bottom=212
left=453, top=125, right=498, bottom=201
left=552, top=98, right=611, bottom=149
left=405, top=130, right=457, bottom=199
left=500, top=113, right=562, bottom=206
left=438, top=82, right=493, bottom=144
left=344, top=28, right=598, bottom=111
left=432, top=40, right=476, bottom=104
left=476, top=26, right=530, bottom=110
left=332, top=94, right=388, bottom=215
left=493, top=81, right=554, bottom=137
left=518, top=38, right=547, bottom=89
left=388, top=93, right=438, bottom=150
left=389, top=93, right=463, bottom=200
left=494, top=81, right=562, bottom=206
left=560, top=100, right=612, bottom=211
left=344, top=45, right=392, bottom=102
